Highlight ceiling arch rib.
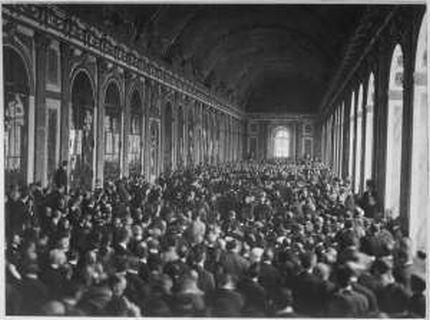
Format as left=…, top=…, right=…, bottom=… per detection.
left=199, top=27, right=333, bottom=80
left=157, top=5, right=344, bottom=57
left=197, top=25, right=335, bottom=66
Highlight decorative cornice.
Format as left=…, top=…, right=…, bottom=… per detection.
left=319, top=7, right=398, bottom=118
left=247, top=112, right=317, bottom=122
left=3, top=4, right=243, bottom=120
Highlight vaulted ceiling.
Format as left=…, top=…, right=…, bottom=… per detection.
left=64, top=4, right=367, bottom=113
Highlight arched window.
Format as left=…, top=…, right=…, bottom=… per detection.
left=385, top=44, right=404, bottom=219
left=363, top=73, right=375, bottom=189
left=410, top=13, right=428, bottom=253
left=188, top=108, right=194, bottom=165
left=336, top=107, right=341, bottom=174
left=339, top=102, right=345, bottom=178
left=4, top=47, right=30, bottom=187
left=128, top=90, right=142, bottom=176
left=331, top=109, right=338, bottom=172
left=104, top=82, right=122, bottom=181
left=348, top=91, right=356, bottom=179
left=203, top=110, right=208, bottom=163
left=177, top=106, right=184, bottom=167
left=274, top=127, right=290, bottom=158
left=321, top=123, right=326, bottom=162
left=70, top=71, right=94, bottom=190
left=355, top=84, right=364, bottom=193
left=150, top=120, right=159, bottom=182
left=337, top=106, right=342, bottom=175
left=327, top=116, right=333, bottom=165
left=164, top=102, right=173, bottom=170
left=221, top=116, right=226, bottom=162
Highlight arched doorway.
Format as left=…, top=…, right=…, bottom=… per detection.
left=203, top=111, right=208, bottom=163
left=210, top=113, right=214, bottom=162
left=348, top=91, right=356, bottom=180
left=104, top=81, right=122, bottom=181
left=385, top=44, right=404, bottom=219
left=339, top=102, right=345, bottom=178
left=70, top=71, right=94, bottom=190
left=177, top=106, right=184, bottom=168
left=216, top=113, right=221, bottom=163
left=4, top=47, right=30, bottom=187
left=220, top=116, right=226, bottom=162
left=333, top=107, right=339, bottom=173
left=363, top=73, right=375, bottom=188
left=128, top=90, right=143, bottom=176
left=273, top=127, right=291, bottom=158
left=354, top=84, right=364, bottom=193
left=187, top=108, right=194, bottom=165
left=164, top=102, right=173, bottom=170
left=150, top=120, right=159, bottom=182
left=410, top=14, right=428, bottom=253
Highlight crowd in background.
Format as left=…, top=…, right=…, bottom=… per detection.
left=5, top=159, right=426, bottom=317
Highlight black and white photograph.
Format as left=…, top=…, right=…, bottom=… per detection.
left=1, top=1, right=429, bottom=317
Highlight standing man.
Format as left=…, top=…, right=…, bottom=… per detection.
left=54, top=161, right=68, bottom=191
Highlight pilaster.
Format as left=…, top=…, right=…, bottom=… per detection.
left=34, top=32, right=49, bottom=186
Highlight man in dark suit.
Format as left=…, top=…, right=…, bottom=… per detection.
left=327, top=266, right=369, bottom=317
left=259, top=248, right=282, bottom=304
left=212, top=273, right=244, bottom=317
left=6, top=186, right=28, bottom=241
left=54, top=161, right=68, bottom=191
left=253, top=192, right=272, bottom=221
left=18, top=262, right=50, bottom=314
left=237, top=263, right=267, bottom=316
left=219, top=239, right=250, bottom=279
left=292, top=250, right=326, bottom=316
left=124, top=258, right=150, bottom=312
left=190, top=245, right=215, bottom=304
left=39, top=248, right=69, bottom=299
left=113, top=227, right=132, bottom=258
left=359, top=179, right=379, bottom=219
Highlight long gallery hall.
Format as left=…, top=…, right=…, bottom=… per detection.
left=2, top=2, right=429, bottom=318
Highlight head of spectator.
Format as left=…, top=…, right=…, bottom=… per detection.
left=336, top=265, right=355, bottom=289
left=116, top=227, right=131, bottom=247
left=275, top=288, right=295, bottom=315
left=250, top=247, right=264, bottom=264
left=246, top=263, right=260, bottom=281
left=109, top=275, right=127, bottom=297
left=179, top=270, right=202, bottom=294
left=40, top=301, right=66, bottom=316
left=314, top=262, right=331, bottom=281
left=49, top=248, right=67, bottom=269
left=218, top=272, right=238, bottom=291
left=301, top=250, right=317, bottom=273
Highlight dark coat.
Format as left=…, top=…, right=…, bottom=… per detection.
left=220, top=251, right=250, bottom=278
left=39, top=265, right=68, bottom=299
left=195, top=265, right=216, bottom=302
left=170, top=291, right=206, bottom=316
left=6, top=199, right=27, bottom=239
left=327, top=288, right=369, bottom=317
left=377, top=282, right=410, bottom=315
left=238, top=277, right=267, bottom=316
left=17, top=276, right=50, bottom=315
left=54, top=167, right=68, bottom=189
left=259, top=262, right=282, bottom=301
left=352, top=282, right=379, bottom=314
left=212, top=288, right=244, bottom=317
left=292, top=271, right=325, bottom=316
left=125, top=272, right=150, bottom=311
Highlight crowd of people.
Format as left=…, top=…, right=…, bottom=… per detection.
left=5, top=159, right=426, bottom=317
